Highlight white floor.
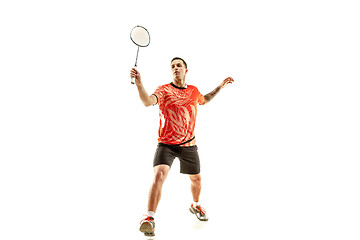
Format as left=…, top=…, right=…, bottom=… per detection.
left=127, top=155, right=359, bottom=240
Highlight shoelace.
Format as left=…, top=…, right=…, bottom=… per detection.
left=195, top=205, right=206, bottom=216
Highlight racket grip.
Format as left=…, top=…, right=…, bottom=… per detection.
left=131, top=66, right=137, bottom=84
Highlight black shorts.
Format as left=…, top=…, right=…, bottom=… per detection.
left=153, top=143, right=200, bottom=175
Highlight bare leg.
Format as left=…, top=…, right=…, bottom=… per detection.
left=148, top=164, right=170, bottom=212
left=189, top=174, right=202, bottom=202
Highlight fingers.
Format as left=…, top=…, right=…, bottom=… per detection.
left=219, top=77, right=234, bottom=89
left=225, top=77, right=234, bottom=84
left=222, top=77, right=234, bottom=88
left=130, top=68, right=138, bottom=78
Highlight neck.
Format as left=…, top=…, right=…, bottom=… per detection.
left=172, top=77, right=186, bottom=88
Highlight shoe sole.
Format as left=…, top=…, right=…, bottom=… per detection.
left=139, top=221, right=155, bottom=237
left=189, top=207, right=209, bottom=221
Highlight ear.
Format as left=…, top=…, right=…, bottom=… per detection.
left=185, top=69, right=188, bottom=74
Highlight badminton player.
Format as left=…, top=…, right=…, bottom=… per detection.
left=130, top=57, right=234, bottom=236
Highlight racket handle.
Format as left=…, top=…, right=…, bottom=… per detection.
left=131, top=66, right=137, bottom=84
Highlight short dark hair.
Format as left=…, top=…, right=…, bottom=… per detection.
left=171, top=57, right=187, bottom=69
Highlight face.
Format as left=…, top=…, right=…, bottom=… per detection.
left=171, top=60, right=188, bottom=80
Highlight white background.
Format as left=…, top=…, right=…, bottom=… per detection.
left=1, top=0, right=359, bottom=239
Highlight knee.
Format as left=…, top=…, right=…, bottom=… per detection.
left=153, top=170, right=166, bottom=185
left=190, top=175, right=201, bottom=186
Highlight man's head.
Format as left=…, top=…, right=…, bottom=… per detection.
left=171, top=57, right=187, bottom=69
left=171, top=57, right=188, bottom=81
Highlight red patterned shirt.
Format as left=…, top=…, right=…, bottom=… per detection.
left=152, top=83, right=205, bottom=146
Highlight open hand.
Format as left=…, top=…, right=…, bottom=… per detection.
left=220, top=77, right=234, bottom=89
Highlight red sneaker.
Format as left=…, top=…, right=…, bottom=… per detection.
left=189, top=204, right=209, bottom=221
left=139, top=216, right=155, bottom=237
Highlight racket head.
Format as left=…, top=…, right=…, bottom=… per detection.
left=130, top=26, right=150, bottom=47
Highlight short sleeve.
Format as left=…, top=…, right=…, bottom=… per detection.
left=197, top=88, right=205, bottom=105
left=152, top=85, right=164, bottom=105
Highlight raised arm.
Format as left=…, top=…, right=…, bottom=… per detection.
left=203, top=77, right=234, bottom=104
left=130, top=68, right=157, bottom=107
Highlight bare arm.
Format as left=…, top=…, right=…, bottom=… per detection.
left=130, top=68, right=157, bottom=107
left=203, top=77, right=234, bottom=104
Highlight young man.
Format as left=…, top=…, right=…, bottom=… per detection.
left=130, top=57, right=234, bottom=237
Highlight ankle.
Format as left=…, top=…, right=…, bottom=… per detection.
left=147, top=211, right=155, bottom=218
